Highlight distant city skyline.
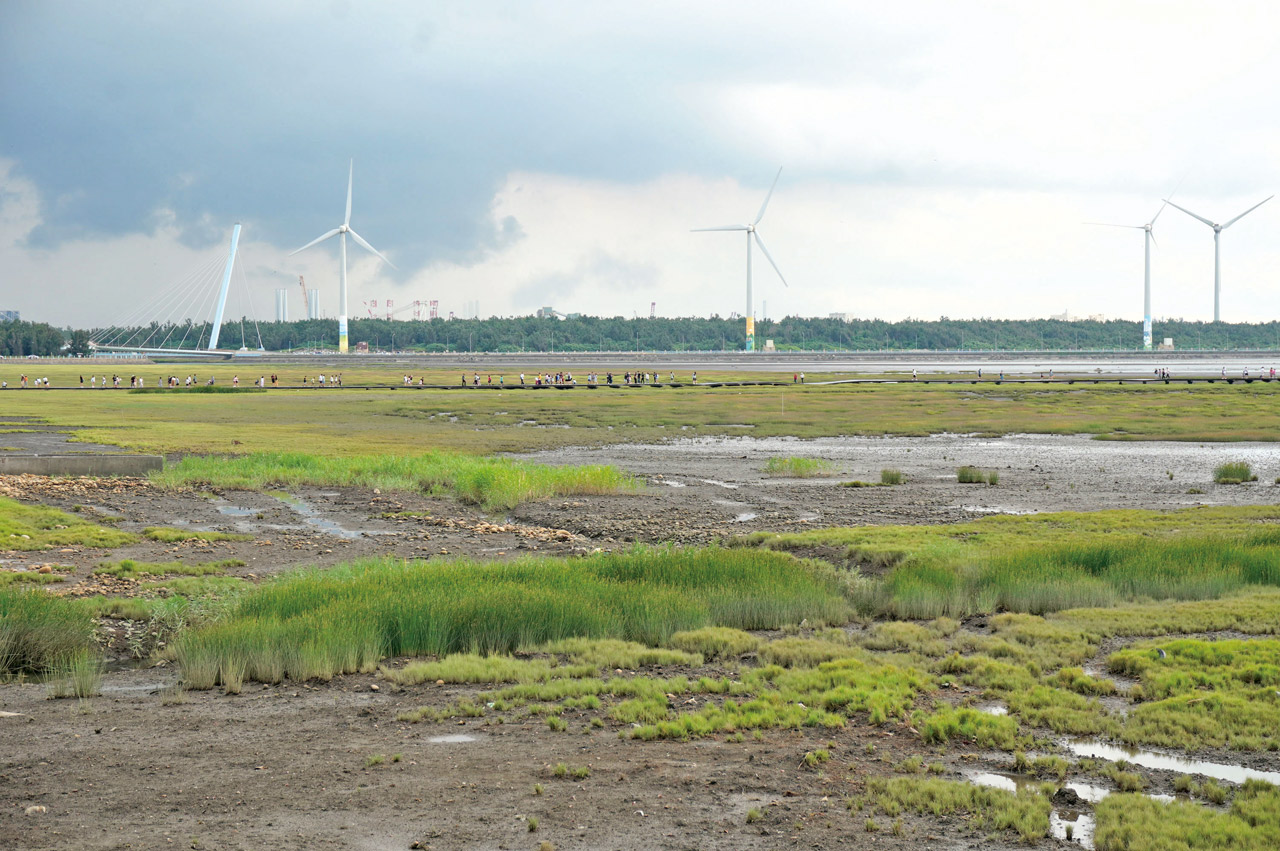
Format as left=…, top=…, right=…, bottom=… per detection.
left=2, top=1, right=1279, bottom=330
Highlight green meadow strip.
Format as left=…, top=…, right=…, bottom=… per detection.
left=173, top=547, right=849, bottom=688
left=152, top=451, right=638, bottom=510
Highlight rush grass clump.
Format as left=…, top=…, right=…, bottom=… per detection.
left=0, top=588, right=96, bottom=677
left=153, top=451, right=637, bottom=510
left=173, top=546, right=849, bottom=688
left=1214, top=461, right=1258, bottom=484
left=880, top=468, right=904, bottom=485
left=667, top=627, right=761, bottom=661
left=863, top=776, right=1051, bottom=843
left=763, top=457, right=835, bottom=478
left=1094, top=781, right=1280, bottom=851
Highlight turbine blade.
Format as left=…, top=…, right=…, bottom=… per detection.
left=691, top=225, right=750, bottom=232
left=1083, top=222, right=1142, bottom=228
left=344, top=160, right=354, bottom=226
left=1148, top=201, right=1167, bottom=227
left=753, top=231, right=787, bottom=287
left=1149, top=231, right=1159, bottom=249
left=347, top=228, right=396, bottom=269
left=1223, top=195, right=1274, bottom=229
left=288, top=227, right=342, bottom=256
left=753, top=166, right=783, bottom=225
left=1164, top=199, right=1215, bottom=228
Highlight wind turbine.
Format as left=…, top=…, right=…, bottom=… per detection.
left=1086, top=203, right=1166, bottom=351
left=290, top=160, right=395, bottom=353
left=1164, top=195, right=1272, bottom=322
left=692, top=167, right=789, bottom=352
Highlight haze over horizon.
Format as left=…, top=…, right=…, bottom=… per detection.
left=3, top=1, right=1280, bottom=331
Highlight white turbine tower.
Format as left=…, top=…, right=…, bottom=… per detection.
left=1164, top=195, right=1272, bottom=322
left=1086, top=203, right=1166, bottom=351
left=693, top=167, right=788, bottom=352
left=290, top=160, right=395, bottom=353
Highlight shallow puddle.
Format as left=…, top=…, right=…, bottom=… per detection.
left=216, top=505, right=255, bottom=517
left=700, top=479, right=739, bottom=490
left=427, top=734, right=477, bottom=744
left=733, top=512, right=758, bottom=522
left=978, top=703, right=1009, bottom=716
left=1063, top=739, right=1280, bottom=786
left=274, top=495, right=394, bottom=540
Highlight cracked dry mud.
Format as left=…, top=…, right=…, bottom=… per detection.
left=4, top=433, right=1280, bottom=849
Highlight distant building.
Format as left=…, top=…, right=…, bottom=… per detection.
left=0, top=310, right=18, bottom=322
left=828, top=312, right=853, bottom=321
left=355, top=341, right=369, bottom=353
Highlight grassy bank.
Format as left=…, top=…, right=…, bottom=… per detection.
left=152, top=451, right=637, bottom=510
left=172, top=547, right=849, bottom=688
left=0, top=496, right=137, bottom=552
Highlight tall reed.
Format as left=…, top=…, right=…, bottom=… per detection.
left=174, top=547, right=849, bottom=688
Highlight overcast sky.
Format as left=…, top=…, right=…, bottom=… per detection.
left=3, top=1, right=1280, bottom=334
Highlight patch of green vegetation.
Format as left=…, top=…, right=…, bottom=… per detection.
left=1095, top=781, right=1280, bottom=850
left=1110, top=638, right=1280, bottom=750
left=0, top=588, right=95, bottom=677
left=536, top=637, right=701, bottom=669
left=45, top=648, right=103, bottom=698
left=863, top=776, right=1051, bottom=843
left=880, top=468, right=904, bottom=485
left=384, top=654, right=595, bottom=685
left=1054, top=589, right=1280, bottom=637
left=630, top=657, right=927, bottom=740
left=93, top=559, right=243, bottom=579
left=143, top=527, right=251, bottom=543
left=0, top=569, right=67, bottom=587
left=758, top=508, right=1280, bottom=619
left=173, top=547, right=848, bottom=689
left=916, top=704, right=1021, bottom=750
left=1215, top=461, right=1258, bottom=484
left=763, top=456, right=835, bottom=478
left=757, top=635, right=864, bottom=668
left=667, top=626, right=761, bottom=661
left=0, top=495, right=136, bottom=552
left=153, top=451, right=637, bottom=511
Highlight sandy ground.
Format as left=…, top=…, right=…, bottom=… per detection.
left=4, top=433, right=1280, bottom=849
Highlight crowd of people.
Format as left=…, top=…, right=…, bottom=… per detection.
left=455, top=371, right=697, bottom=386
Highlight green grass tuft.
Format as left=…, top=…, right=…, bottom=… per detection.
left=763, top=457, right=835, bottom=478
left=1214, top=461, right=1258, bottom=484
left=143, top=527, right=252, bottom=543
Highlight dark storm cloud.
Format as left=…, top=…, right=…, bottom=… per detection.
left=2, top=2, right=822, bottom=268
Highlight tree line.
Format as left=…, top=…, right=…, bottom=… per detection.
left=10, top=314, right=1280, bottom=356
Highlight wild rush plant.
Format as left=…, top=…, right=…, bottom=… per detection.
left=173, top=546, right=849, bottom=688
left=0, top=588, right=96, bottom=677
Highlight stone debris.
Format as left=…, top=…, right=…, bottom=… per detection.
left=0, top=474, right=151, bottom=501
left=423, top=516, right=580, bottom=543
